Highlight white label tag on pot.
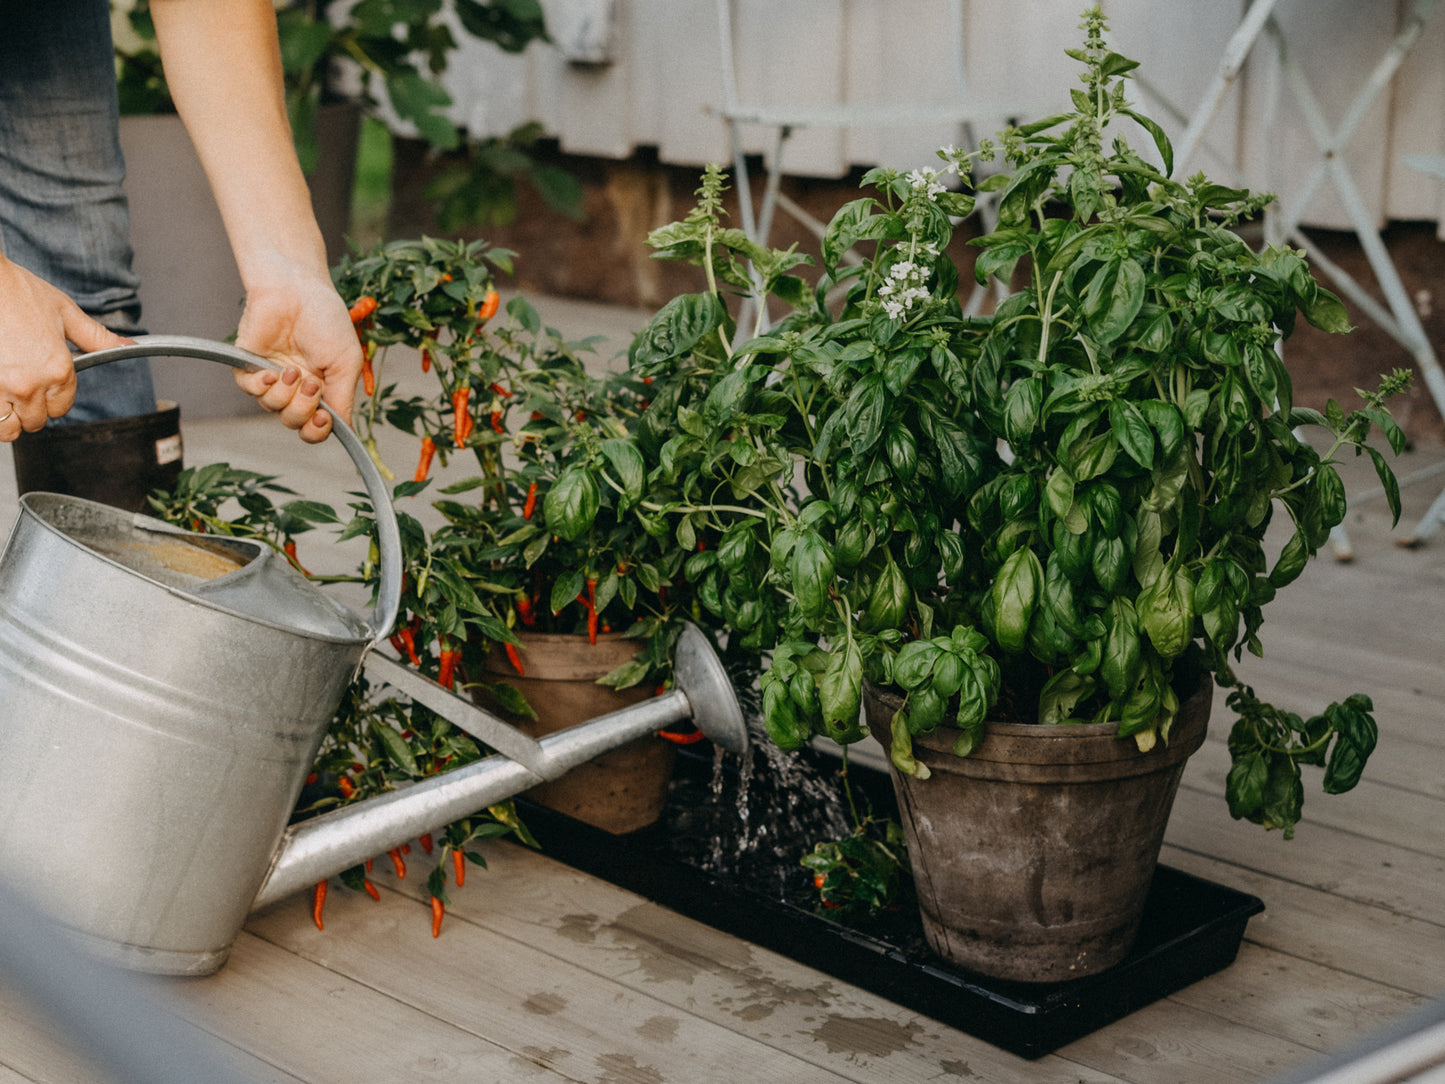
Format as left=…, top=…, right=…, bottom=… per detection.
left=155, top=434, right=183, bottom=466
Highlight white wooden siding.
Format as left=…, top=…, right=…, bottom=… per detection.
left=438, top=0, right=1445, bottom=232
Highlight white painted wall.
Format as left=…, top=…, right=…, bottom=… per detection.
left=439, top=0, right=1445, bottom=232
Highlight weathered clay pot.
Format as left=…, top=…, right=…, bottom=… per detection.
left=474, top=632, right=675, bottom=834
left=863, top=678, right=1210, bottom=983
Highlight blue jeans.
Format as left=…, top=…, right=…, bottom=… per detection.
left=0, top=0, right=157, bottom=423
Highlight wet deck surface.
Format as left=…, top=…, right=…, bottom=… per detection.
left=0, top=294, right=1442, bottom=1082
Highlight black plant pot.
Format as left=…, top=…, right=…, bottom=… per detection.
left=12, top=402, right=182, bottom=513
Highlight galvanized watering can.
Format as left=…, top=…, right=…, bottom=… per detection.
left=0, top=336, right=746, bottom=976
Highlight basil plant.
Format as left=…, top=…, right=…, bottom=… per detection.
left=626, top=9, right=1408, bottom=838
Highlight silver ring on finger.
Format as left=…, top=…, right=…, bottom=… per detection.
left=0, top=406, right=14, bottom=424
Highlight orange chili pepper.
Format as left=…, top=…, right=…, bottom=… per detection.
left=489, top=410, right=504, bottom=434
left=452, top=387, right=472, bottom=445
left=398, top=625, right=421, bottom=667
left=515, top=595, right=536, bottom=628
left=657, top=728, right=706, bottom=745
left=437, top=647, right=458, bottom=690
left=414, top=436, right=436, bottom=482
left=420, top=346, right=431, bottom=372
left=389, top=848, right=407, bottom=879
left=431, top=895, right=445, bottom=938
left=420, top=832, right=434, bottom=855
left=504, top=641, right=525, bottom=677
left=453, top=849, right=467, bottom=887
left=477, top=290, right=500, bottom=321
left=361, top=341, right=376, bottom=396
left=522, top=481, right=539, bottom=520
left=348, top=296, right=378, bottom=323
left=337, top=776, right=355, bottom=799
left=312, top=880, right=327, bottom=930
left=364, top=880, right=380, bottom=902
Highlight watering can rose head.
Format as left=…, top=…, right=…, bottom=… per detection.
left=625, top=6, right=1410, bottom=839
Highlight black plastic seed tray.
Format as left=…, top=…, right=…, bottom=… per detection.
left=512, top=745, right=1263, bottom=1059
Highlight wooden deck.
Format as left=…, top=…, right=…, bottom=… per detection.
left=0, top=296, right=1442, bottom=1082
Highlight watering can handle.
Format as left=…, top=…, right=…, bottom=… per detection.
left=71, top=334, right=402, bottom=645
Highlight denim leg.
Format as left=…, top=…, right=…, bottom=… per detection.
left=0, top=0, right=157, bottom=423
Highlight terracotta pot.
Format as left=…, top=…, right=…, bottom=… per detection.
left=863, top=678, right=1210, bottom=983
left=474, top=632, right=675, bottom=834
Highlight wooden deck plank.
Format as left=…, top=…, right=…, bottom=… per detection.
left=1166, top=784, right=1445, bottom=928
left=1186, top=740, right=1445, bottom=859
left=1161, top=846, right=1445, bottom=998
left=244, top=880, right=872, bottom=1084
left=154, top=929, right=568, bottom=1083
left=1058, top=996, right=1324, bottom=1084
left=351, top=842, right=1132, bottom=1083
left=1163, top=940, right=1427, bottom=1054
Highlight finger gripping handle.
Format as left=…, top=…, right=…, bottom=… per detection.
left=73, top=334, right=402, bottom=644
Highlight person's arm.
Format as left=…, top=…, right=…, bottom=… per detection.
left=0, top=254, right=129, bottom=437
left=149, top=0, right=359, bottom=443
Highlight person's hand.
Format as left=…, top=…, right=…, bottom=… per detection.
left=0, top=257, right=131, bottom=442
left=231, top=252, right=361, bottom=444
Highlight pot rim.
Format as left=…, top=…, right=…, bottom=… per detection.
left=863, top=673, right=1212, bottom=770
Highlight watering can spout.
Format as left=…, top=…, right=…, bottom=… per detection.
left=251, top=624, right=746, bottom=912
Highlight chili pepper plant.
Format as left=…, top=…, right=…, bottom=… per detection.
left=150, top=236, right=701, bottom=935
left=628, top=7, right=1409, bottom=844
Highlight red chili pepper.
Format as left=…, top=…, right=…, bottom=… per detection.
left=453, top=849, right=467, bottom=888
left=477, top=290, right=500, bottom=321
left=364, top=880, right=380, bottom=902
left=575, top=409, right=587, bottom=422
left=504, top=641, right=525, bottom=676
left=337, top=776, right=355, bottom=799
left=522, top=481, right=539, bottom=520
left=305, top=772, right=318, bottom=785
left=420, top=833, right=434, bottom=855
left=414, top=436, right=436, bottom=482
left=452, top=387, right=472, bottom=445
left=361, top=341, right=377, bottom=396
left=657, top=728, right=706, bottom=745
left=586, top=578, right=599, bottom=645
left=280, top=540, right=309, bottom=581
left=348, top=296, right=378, bottom=323
left=641, top=376, right=653, bottom=385
left=365, top=858, right=373, bottom=873
left=312, top=880, right=327, bottom=930
left=389, top=848, right=407, bottom=879
left=516, top=596, right=536, bottom=628
left=489, top=382, right=513, bottom=399
left=420, top=346, right=432, bottom=372
left=431, top=895, right=445, bottom=938
left=398, top=625, right=421, bottom=667
left=437, top=647, right=458, bottom=690
left=490, top=410, right=505, bottom=434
